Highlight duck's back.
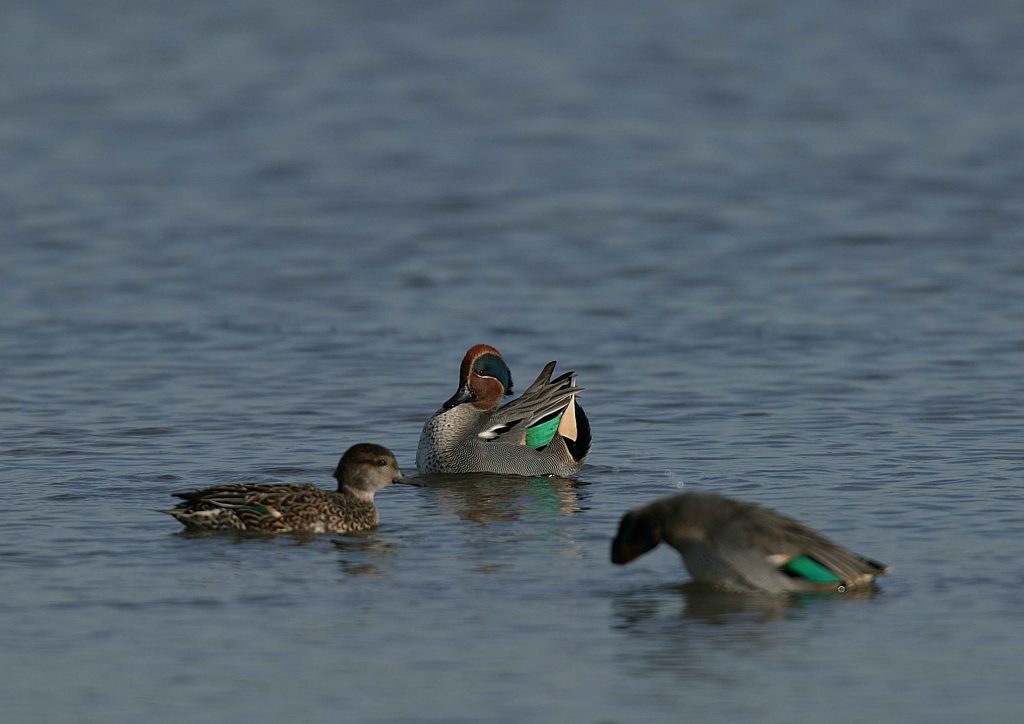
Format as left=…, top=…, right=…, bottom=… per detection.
left=167, top=483, right=379, bottom=533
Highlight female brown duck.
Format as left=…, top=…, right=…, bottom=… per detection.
left=167, top=443, right=415, bottom=534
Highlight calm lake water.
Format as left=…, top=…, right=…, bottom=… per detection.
left=2, top=1, right=1023, bottom=722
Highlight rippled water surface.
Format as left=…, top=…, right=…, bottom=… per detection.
left=3, top=2, right=1023, bottom=722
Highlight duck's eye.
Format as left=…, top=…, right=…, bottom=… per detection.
left=375, top=459, right=387, bottom=467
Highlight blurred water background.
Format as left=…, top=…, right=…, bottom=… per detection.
left=2, top=1, right=1023, bottom=721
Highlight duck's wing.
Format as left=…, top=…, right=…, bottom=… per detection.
left=711, top=505, right=889, bottom=589
left=173, top=483, right=287, bottom=507
left=169, top=483, right=320, bottom=528
left=477, top=362, right=586, bottom=450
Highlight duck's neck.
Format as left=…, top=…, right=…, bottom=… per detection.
left=339, top=486, right=377, bottom=503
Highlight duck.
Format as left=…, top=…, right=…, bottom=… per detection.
left=611, top=491, right=889, bottom=593
left=416, top=344, right=591, bottom=476
left=166, top=443, right=416, bottom=534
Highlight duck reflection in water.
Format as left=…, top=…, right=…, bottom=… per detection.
left=612, top=583, right=801, bottom=628
left=332, top=532, right=396, bottom=576
left=608, top=584, right=882, bottom=682
left=679, top=584, right=790, bottom=624
left=415, top=473, right=587, bottom=524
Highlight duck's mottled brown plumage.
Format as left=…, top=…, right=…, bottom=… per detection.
left=167, top=443, right=412, bottom=534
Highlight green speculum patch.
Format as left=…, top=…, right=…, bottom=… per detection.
left=525, top=414, right=561, bottom=449
left=781, top=555, right=842, bottom=583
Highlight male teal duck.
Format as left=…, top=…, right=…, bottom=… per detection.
left=416, top=344, right=591, bottom=476
left=167, top=443, right=415, bottom=534
left=611, top=491, right=889, bottom=593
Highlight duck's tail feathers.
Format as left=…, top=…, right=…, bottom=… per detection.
left=564, top=400, right=591, bottom=462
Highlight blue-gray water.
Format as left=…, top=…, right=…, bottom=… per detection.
left=2, top=1, right=1023, bottom=722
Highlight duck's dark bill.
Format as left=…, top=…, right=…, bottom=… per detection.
left=611, top=538, right=644, bottom=564
left=442, top=385, right=475, bottom=410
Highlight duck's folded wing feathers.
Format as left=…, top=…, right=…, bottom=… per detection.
left=479, top=362, right=584, bottom=442
left=172, top=483, right=317, bottom=510
left=715, top=507, right=887, bottom=586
